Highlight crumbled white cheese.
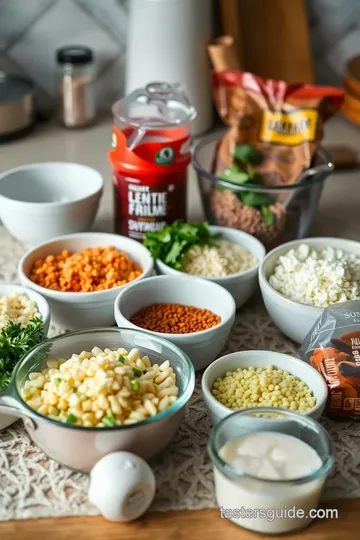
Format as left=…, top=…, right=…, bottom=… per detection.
left=0, top=292, right=41, bottom=329
left=182, top=239, right=256, bottom=277
left=268, top=244, right=360, bottom=307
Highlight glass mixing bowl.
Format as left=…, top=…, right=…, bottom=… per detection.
left=193, top=132, right=334, bottom=250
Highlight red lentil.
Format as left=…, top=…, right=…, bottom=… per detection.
left=29, top=246, right=142, bottom=292
left=130, top=303, right=221, bottom=334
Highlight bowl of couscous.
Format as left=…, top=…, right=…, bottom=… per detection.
left=18, top=232, right=154, bottom=330
left=201, top=350, right=328, bottom=425
left=155, top=226, right=265, bottom=309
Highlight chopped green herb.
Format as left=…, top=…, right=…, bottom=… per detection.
left=240, top=191, right=275, bottom=208
left=118, top=355, right=126, bottom=364
left=131, top=380, right=140, bottom=392
left=133, top=367, right=142, bottom=377
left=55, top=377, right=62, bottom=387
left=144, top=220, right=218, bottom=270
left=220, top=169, right=249, bottom=184
left=103, top=413, right=116, bottom=427
left=0, top=317, right=45, bottom=390
left=66, top=414, right=77, bottom=424
left=261, top=205, right=275, bottom=226
left=234, top=144, right=264, bottom=165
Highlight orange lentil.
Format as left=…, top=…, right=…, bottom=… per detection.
left=29, top=246, right=142, bottom=293
left=130, top=303, right=221, bottom=334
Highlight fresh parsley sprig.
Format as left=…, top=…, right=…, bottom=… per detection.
left=0, top=317, right=45, bottom=389
left=144, top=220, right=218, bottom=270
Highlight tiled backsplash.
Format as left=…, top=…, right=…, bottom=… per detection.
left=0, top=0, right=359, bottom=114
left=0, top=0, right=129, bottom=112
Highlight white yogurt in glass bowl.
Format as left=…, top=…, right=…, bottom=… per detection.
left=208, top=408, right=333, bottom=535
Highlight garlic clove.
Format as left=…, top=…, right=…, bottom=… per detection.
left=88, top=451, right=156, bottom=522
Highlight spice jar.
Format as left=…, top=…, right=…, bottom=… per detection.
left=56, top=45, right=96, bottom=128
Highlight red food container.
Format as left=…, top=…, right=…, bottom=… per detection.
left=109, top=82, right=196, bottom=241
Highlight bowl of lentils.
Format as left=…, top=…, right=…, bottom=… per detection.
left=145, top=221, right=265, bottom=308
left=114, top=274, right=236, bottom=370
left=259, top=237, right=360, bottom=343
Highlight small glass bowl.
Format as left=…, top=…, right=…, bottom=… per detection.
left=208, top=407, right=333, bottom=535
left=193, top=132, right=334, bottom=251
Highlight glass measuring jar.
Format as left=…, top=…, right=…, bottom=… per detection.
left=208, top=407, right=333, bottom=535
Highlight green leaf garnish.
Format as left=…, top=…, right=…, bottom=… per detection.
left=220, top=169, right=249, bottom=184
left=240, top=191, right=275, bottom=208
left=133, top=367, right=142, bottom=377
left=234, top=144, right=264, bottom=165
left=261, top=205, right=275, bottom=226
left=118, top=355, right=126, bottom=364
left=131, top=380, right=140, bottom=392
left=0, top=317, right=45, bottom=390
left=103, top=413, right=116, bottom=427
left=66, top=414, right=77, bottom=424
left=144, top=220, right=217, bottom=270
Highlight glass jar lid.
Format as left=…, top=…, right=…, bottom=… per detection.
left=56, top=45, right=94, bottom=65
left=113, top=82, right=197, bottom=130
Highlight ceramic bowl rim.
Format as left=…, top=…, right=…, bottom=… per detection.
left=259, top=236, right=360, bottom=312
left=156, top=225, right=266, bottom=283
left=0, top=283, right=50, bottom=330
left=114, top=274, right=236, bottom=342
left=201, top=349, right=329, bottom=418
left=0, top=162, right=103, bottom=208
left=18, top=232, right=154, bottom=300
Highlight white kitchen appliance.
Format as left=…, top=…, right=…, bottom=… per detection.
left=126, top=0, right=213, bottom=136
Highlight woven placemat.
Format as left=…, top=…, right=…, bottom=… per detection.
left=0, top=228, right=360, bottom=520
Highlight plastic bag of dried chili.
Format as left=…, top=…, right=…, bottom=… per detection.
left=212, top=71, right=344, bottom=185
left=298, top=300, right=360, bottom=419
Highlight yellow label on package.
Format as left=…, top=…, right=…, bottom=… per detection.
left=259, top=109, right=318, bottom=145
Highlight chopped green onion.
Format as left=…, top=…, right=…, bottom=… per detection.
left=133, top=367, right=142, bottom=377
left=131, top=380, right=140, bottom=392
left=103, top=414, right=116, bottom=427
left=66, top=414, right=77, bottom=424
left=55, top=378, right=62, bottom=387
left=118, top=355, right=126, bottom=364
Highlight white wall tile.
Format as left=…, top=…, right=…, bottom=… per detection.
left=0, top=0, right=55, bottom=50
left=95, top=54, right=125, bottom=110
left=8, top=0, right=121, bottom=96
left=75, top=0, right=128, bottom=48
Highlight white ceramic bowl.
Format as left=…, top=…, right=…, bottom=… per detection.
left=114, top=275, right=236, bottom=370
left=202, top=350, right=328, bottom=425
left=18, top=233, right=154, bottom=330
left=156, top=226, right=266, bottom=309
left=0, top=284, right=50, bottom=430
left=259, top=237, right=360, bottom=344
left=0, top=162, right=103, bottom=245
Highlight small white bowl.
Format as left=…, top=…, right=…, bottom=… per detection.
left=0, top=162, right=103, bottom=246
left=0, top=284, right=50, bottom=430
left=259, top=237, right=360, bottom=344
left=114, top=275, right=236, bottom=370
left=156, top=226, right=266, bottom=309
left=18, top=233, right=154, bottom=330
left=202, top=350, right=328, bottom=425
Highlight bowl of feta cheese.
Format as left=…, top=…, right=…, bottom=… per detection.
left=259, top=238, right=360, bottom=343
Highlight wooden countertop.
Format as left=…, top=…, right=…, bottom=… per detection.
left=2, top=499, right=360, bottom=540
